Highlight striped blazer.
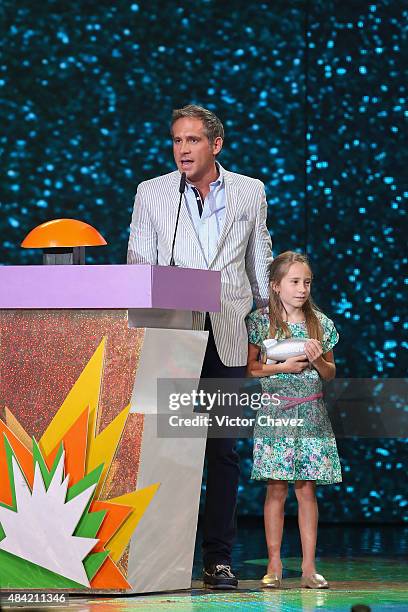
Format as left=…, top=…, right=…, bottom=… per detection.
left=127, top=164, right=273, bottom=366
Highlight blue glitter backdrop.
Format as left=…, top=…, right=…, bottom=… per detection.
left=0, top=0, right=406, bottom=522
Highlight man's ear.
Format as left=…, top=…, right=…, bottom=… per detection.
left=212, top=137, right=223, bottom=156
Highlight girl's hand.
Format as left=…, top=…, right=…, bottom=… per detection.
left=304, top=339, right=323, bottom=363
left=280, top=355, right=309, bottom=373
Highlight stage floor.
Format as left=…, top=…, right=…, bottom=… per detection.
left=1, top=521, right=406, bottom=611
left=14, top=576, right=406, bottom=611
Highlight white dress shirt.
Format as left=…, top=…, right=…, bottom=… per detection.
left=184, top=163, right=226, bottom=266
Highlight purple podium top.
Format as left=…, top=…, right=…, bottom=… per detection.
left=0, top=265, right=221, bottom=311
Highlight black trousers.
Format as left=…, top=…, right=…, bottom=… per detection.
left=200, top=315, right=246, bottom=567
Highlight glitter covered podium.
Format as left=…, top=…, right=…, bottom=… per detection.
left=0, top=264, right=220, bottom=593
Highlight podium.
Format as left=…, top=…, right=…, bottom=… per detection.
left=0, top=264, right=220, bottom=593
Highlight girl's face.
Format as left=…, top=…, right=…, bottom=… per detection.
left=273, top=262, right=312, bottom=310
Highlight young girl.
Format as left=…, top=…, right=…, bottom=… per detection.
left=246, top=251, right=342, bottom=589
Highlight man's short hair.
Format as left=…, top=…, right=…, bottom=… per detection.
left=171, top=105, right=224, bottom=144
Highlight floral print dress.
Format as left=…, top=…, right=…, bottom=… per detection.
left=247, top=307, right=342, bottom=485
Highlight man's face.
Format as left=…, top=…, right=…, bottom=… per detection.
left=172, top=117, right=223, bottom=183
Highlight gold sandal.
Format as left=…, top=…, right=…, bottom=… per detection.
left=301, top=573, right=329, bottom=589
left=261, top=573, right=282, bottom=588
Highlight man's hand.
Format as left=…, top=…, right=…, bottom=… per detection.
left=304, top=339, right=323, bottom=363
left=280, top=355, right=309, bottom=374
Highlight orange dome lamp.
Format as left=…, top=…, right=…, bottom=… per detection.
left=21, top=218, right=107, bottom=265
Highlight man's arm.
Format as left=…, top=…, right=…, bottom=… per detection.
left=245, top=182, right=273, bottom=307
left=127, top=184, right=158, bottom=265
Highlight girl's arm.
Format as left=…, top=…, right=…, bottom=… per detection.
left=304, top=339, right=336, bottom=380
left=247, top=343, right=282, bottom=377
left=247, top=343, right=309, bottom=378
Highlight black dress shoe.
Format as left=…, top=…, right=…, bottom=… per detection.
left=203, top=564, right=238, bottom=589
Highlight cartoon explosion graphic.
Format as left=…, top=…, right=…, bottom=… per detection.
left=0, top=339, right=159, bottom=589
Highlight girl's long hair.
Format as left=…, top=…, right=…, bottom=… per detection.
left=268, top=251, right=323, bottom=342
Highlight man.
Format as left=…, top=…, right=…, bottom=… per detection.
left=128, top=105, right=272, bottom=588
